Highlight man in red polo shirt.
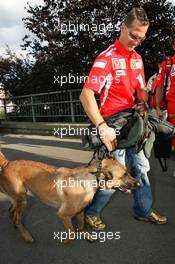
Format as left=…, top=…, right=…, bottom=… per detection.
left=156, top=38, right=175, bottom=148
left=80, top=7, right=167, bottom=230
left=167, top=53, right=175, bottom=148
left=146, top=55, right=165, bottom=109
left=84, top=39, right=146, bottom=118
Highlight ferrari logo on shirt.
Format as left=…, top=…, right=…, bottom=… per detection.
left=130, top=59, right=142, bottom=69
left=112, top=58, right=126, bottom=69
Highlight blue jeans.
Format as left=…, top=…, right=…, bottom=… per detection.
left=85, top=148, right=153, bottom=217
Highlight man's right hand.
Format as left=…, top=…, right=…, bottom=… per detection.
left=98, top=123, right=117, bottom=151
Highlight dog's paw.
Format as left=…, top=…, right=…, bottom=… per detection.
left=25, top=236, right=34, bottom=243
left=22, top=230, right=34, bottom=243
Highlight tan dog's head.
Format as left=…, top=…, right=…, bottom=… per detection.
left=89, top=158, right=139, bottom=193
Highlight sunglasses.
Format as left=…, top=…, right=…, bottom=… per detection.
left=124, top=24, right=146, bottom=44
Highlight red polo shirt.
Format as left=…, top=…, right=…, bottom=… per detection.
left=167, top=54, right=175, bottom=103
left=156, top=56, right=173, bottom=108
left=83, top=39, right=146, bottom=117
left=167, top=54, right=175, bottom=146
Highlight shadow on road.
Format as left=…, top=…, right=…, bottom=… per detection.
left=0, top=134, right=84, bottom=151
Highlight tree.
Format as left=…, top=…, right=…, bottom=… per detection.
left=138, top=0, right=175, bottom=77
left=0, top=47, right=33, bottom=95
left=1, top=0, right=175, bottom=95
left=22, top=0, right=175, bottom=79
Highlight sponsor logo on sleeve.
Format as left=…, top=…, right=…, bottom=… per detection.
left=93, top=60, right=107, bottom=69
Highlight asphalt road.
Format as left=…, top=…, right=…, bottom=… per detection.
left=0, top=134, right=175, bottom=264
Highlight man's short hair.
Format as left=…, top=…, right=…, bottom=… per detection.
left=124, top=7, right=150, bottom=28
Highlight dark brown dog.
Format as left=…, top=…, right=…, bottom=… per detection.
left=0, top=152, right=139, bottom=243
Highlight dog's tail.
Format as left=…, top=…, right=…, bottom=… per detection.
left=0, top=151, right=9, bottom=168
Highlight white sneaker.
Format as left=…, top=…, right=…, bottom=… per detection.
left=172, top=170, right=175, bottom=178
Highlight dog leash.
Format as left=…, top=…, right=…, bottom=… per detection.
left=87, top=149, right=115, bottom=166
left=87, top=150, right=98, bottom=166
left=87, top=149, right=115, bottom=181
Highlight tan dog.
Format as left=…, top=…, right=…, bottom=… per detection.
left=0, top=152, right=139, bottom=243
